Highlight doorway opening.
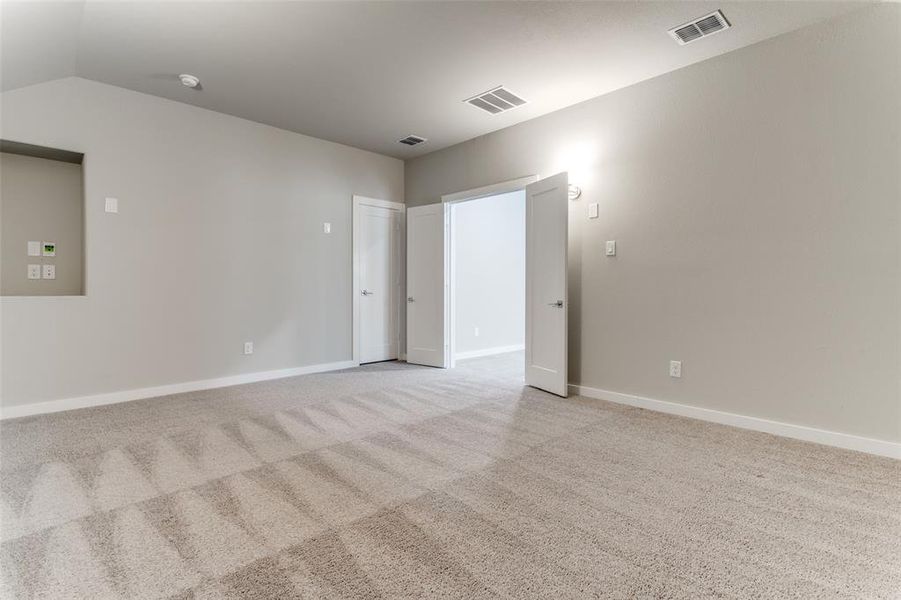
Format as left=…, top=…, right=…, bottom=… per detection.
left=447, top=189, right=526, bottom=381
left=406, top=172, right=568, bottom=396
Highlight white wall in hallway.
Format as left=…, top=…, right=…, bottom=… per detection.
left=452, top=190, right=525, bottom=357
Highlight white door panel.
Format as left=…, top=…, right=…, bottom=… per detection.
left=359, top=205, right=397, bottom=363
left=525, top=172, right=568, bottom=396
left=406, top=204, right=447, bottom=367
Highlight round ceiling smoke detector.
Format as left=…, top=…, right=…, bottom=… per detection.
left=179, top=74, right=200, bottom=89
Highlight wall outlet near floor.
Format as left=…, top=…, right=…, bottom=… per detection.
left=243, top=342, right=254, bottom=355
left=669, top=360, right=682, bottom=378
left=27, top=264, right=42, bottom=280
left=42, top=264, right=56, bottom=280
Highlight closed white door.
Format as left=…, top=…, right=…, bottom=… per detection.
left=359, top=205, right=398, bottom=363
left=525, top=172, right=568, bottom=396
left=406, top=204, right=447, bottom=367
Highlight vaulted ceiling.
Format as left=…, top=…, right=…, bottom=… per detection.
left=1, top=1, right=863, bottom=158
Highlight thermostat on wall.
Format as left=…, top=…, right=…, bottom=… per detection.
left=42, top=242, right=56, bottom=257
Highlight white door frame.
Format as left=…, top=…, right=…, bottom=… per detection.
left=352, top=195, right=405, bottom=365
left=441, top=175, right=538, bottom=368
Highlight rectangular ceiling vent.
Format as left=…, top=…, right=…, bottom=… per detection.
left=669, top=10, right=730, bottom=45
left=398, top=134, right=427, bottom=146
left=465, top=86, right=527, bottom=115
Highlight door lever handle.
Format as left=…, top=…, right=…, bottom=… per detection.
left=548, top=300, right=563, bottom=307
left=361, top=289, right=374, bottom=296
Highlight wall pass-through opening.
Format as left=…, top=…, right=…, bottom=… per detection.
left=0, top=140, right=85, bottom=297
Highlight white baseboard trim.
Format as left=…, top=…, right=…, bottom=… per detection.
left=455, top=344, right=525, bottom=361
left=0, top=360, right=357, bottom=420
left=569, top=384, right=900, bottom=460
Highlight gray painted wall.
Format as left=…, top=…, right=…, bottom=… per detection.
left=1, top=153, right=84, bottom=296
left=0, top=77, right=403, bottom=407
left=453, top=190, right=525, bottom=356
left=406, top=6, right=901, bottom=442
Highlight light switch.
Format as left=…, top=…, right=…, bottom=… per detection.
left=605, top=240, right=616, bottom=256
left=27, top=241, right=41, bottom=256
left=42, top=264, right=56, bottom=280
left=323, top=222, right=331, bottom=234
left=105, top=197, right=118, bottom=213
left=588, top=203, right=599, bottom=219
left=669, top=360, right=682, bottom=378
left=42, top=242, right=56, bottom=257
left=27, top=264, right=42, bottom=280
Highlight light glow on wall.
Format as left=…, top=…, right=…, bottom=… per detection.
left=550, top=139, right=599, bottom=190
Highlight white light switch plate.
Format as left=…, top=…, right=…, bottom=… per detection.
left=323, top=222, right=331, bottom=234
left=42, top=264, right=56, bottom=280
left=244, top=341, right=254, bottom=355
left=588, top=203, right=599, bottom=219
left=669, top=360, right=682, bottom=378
left=105, top=197, right=118, bottom=213
left=27, top=264, right=42, bottom=280
left=28, top=241, right=41, bottom=256
left=605, top=240, right=616, bottom=256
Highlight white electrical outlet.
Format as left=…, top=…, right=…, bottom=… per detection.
left=669, top=360, right=682, bottom=378
left=42, top=264, right=56, bottom=280
left=27, top=264, right=42, bottom=280
left=474, top=327, right=479, bottom=337
left=605, top=240, right=616, bottom=256
left=244, top=342, right=254, bottom=355
left=323, top=222, right=331, bottom=234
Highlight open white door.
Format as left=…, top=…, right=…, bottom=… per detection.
left=406, top=204, right=447, bottom=367
left=525, top=172, right=568, bottom=396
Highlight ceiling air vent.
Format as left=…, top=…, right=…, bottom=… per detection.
left=669, top=10, right=730, bottom=45
left=465, top=86, right=527, bottom=115
left=398, top=135, right=427, bottom=146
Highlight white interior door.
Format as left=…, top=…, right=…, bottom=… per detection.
left=406, top=204, right=447, bottom=367
left=359, top=204, right=398, bottom=363
left=525, top=172, right=568, bottom=396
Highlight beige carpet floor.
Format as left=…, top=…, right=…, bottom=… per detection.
left=1, top=352, right=899, bottom=599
